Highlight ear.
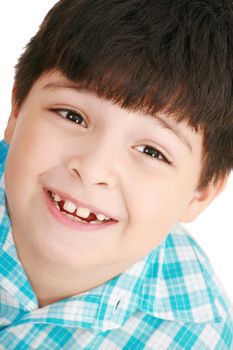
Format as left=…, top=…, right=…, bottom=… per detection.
left=180, top=176, right=228, bottom=223
left=4, top=84, right=20, bottom=144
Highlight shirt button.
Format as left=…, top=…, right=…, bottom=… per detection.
left=113, top=299, right=121, bottom=313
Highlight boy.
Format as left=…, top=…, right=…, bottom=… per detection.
left=0, top=0, right=233, bottom=348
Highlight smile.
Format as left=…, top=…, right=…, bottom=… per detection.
left=49, top=190, right=111, bottom=224
left=44, top=188, right=118, bottom=231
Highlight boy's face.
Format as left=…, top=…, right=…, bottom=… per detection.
left=4, top=70, right=207, bottom=273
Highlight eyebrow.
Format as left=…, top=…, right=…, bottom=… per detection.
left=140, top=113, right=193, bottom=153
left=43, top=81, right=193, bottom=153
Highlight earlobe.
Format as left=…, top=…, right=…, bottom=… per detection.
left=4, top=84, right=20, bottom=144
left=179, top=176, right=228, bottom=223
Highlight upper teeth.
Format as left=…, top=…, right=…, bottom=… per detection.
left=52, top=193, right=110, bottom=221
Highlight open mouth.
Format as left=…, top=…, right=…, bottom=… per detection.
left=47, top=189, right=114, bottom=225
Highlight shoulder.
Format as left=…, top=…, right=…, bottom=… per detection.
left=164, top=224, right=233, bottom=318
left=0, top=139, right=9, bottom=198
left=123, top=224, right=233, bottom=349
left=143, top=224, right=233, bottom=349
left=0, top=140, right=9, bottom=181
left=133, top=313, right=233, bottom=349
left=0, top=140, right=9, bottom=162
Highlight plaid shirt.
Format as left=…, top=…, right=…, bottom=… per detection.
left=0, top=139, right=232, bottom=350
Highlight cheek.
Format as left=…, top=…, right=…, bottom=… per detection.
left=4, top=123, right=53, bottom=205
left=127, top=172, right=194, bottom=227
left=10, top=115, right=67, bottom=174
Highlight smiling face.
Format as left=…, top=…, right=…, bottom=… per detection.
left=4, top=70, right=210, bottom=277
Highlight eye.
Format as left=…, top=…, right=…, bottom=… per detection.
left=136, top=145, right=171, bottom=164
left=50, top=108, right=87, bottom=127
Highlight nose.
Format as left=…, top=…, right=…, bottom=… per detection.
left=66, top=139, right=121, bottom=189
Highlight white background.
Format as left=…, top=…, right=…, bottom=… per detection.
left=0, top=1, right=232, bottom=302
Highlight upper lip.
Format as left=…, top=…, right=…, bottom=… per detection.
left=45, top=186, right=119, bottom=221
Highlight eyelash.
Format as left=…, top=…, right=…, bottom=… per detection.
left=136, top=145, right=171, bottom=164
left=50, top=108, right=171, bottom=165
left=50, top=108, right=87, bottom=127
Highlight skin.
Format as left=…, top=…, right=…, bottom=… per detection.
left=4, top=70, right=227, bottom=307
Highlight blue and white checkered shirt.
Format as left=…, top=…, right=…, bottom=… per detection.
left=0, top=139, right=232, bottom=349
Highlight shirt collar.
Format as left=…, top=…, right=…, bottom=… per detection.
left=0, top=139, right=223, bottom=331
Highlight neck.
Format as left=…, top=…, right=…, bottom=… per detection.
left=12, top=229, right=132, bottom=307
left=18, top=249, right=124, bottom=307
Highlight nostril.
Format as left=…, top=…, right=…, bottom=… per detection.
left=97, top=182, right=109, bottom=186
left=71, top=168, right=80, bottom=177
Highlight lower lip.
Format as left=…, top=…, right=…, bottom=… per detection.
left=44, top=189, right=118, bottom=231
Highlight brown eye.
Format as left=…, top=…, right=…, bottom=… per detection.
left=136, top=145, right=171, bottom=164
left=51, top=108, right=87, bottom=127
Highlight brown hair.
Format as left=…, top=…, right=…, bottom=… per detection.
left=14, top=0, right=233, bottom=189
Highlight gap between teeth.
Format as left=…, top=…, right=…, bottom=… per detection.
left=60, top=209, right=102, bottom=224
left=51, top=192, right=110, bottom=222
